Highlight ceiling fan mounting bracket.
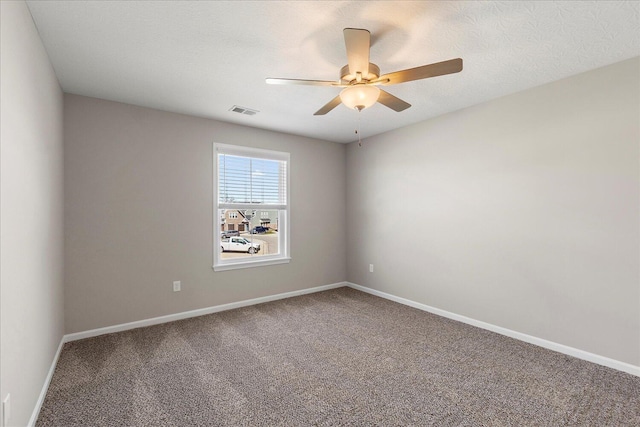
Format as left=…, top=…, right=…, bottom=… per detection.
left=340, top=63, right=380, bottom=85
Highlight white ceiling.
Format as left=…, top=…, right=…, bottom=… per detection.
left=26, top=1, right=640, bottom=143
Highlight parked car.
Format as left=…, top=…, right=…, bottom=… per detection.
left=250, top=226, right=269, bottom=234
left=221, top=230, right=240, bottom=237
left=221, top=237, right=260, bottom=254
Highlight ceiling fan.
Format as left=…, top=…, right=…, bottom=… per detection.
left=266, top=28, right=463, bottom=115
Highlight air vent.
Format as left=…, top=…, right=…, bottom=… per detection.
left=229, top=105, right=259, bottom=116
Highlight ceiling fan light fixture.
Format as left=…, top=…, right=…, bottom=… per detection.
left=340, top=84, right=380, bottom=111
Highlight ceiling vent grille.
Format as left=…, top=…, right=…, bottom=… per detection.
left=229, top=105, right=259, bottom=116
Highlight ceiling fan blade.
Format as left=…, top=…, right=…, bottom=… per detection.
left=378, top=58, right=463, bottom=85
left=266, top=78, right=341, bottom=86
left=343, top=28, right=370, bottom=77
left=314, top=95, right=342, bottom=115
left=377, top=90, right=411, bottom=112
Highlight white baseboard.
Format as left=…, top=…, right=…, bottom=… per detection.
left=27, top=337, right=65, bottom=427
left=64, top=281, right=348, bottom=342
left=346, top=282, right=640, bottom=377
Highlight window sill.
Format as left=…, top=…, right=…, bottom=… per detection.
left=213, top=257, right=291, bottom=272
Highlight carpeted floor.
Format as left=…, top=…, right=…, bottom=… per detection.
left=37, top=287, right=639, bottom=426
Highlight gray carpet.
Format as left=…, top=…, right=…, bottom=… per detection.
left=37, top=287, right=639, bottom=426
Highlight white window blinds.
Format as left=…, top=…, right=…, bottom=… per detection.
left=217, top=148, right=288, bottom=209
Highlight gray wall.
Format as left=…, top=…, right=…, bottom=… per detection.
left=64, top=94, right=347, bottom=333
left=0, top=2, right=65, bottom=426
left=346, top=58, right=640, bottom=366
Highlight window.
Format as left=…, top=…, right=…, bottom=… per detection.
left=213, top=143, right=290, bottom=271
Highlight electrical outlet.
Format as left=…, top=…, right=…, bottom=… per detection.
left=173, top=281, right=181, bottom=292
left=2, top=393, right=10, bottom=427
left=369, top=264, right=374, bottom=273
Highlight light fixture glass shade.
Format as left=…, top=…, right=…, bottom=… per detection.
left=340, top=84, right=380, bottom=111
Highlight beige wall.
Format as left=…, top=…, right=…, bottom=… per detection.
left=64, top=94, right=347, bottom=333
left=0, top=1, right=65, bottom=426
left=346, top=58, right=640, bottom=366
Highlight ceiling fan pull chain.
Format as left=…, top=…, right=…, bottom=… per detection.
left=356, top=110, right=362, bottom=147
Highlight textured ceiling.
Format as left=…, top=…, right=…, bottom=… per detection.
left=26, top=1, right=640, bottom=143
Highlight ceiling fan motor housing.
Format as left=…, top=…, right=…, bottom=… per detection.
left=340, top=63, right=380, bottom=84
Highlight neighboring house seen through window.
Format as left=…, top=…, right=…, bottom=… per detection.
left=213, top=143, right=290, bottom=271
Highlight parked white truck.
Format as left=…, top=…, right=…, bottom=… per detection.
left=220, top=236, right=261, bottom=254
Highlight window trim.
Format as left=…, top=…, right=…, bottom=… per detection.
left=213, top=143, right=290, bottom=271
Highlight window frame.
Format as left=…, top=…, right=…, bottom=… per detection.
left=213, top=143, right=290, bottom=271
